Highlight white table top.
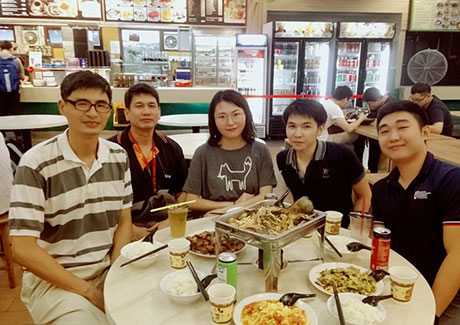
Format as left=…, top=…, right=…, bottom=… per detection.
left=158, top=114, right=208, bottom=128
left=0, top=114, right=68, bottom=130
left=104, top=218, right=436, bottom=325
left=169, top=133, right=209, bottom=159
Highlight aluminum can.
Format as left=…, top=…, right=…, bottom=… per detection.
left=217, top=252, right=237, bottom=291
left=370, top=227, right=391, bottom=271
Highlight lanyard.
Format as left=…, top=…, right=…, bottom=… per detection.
left=129, top=130, right=157, bottom=193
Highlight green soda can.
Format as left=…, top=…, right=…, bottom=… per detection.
left=217, top=252, right=237, bottom=292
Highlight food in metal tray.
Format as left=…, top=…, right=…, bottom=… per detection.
left=315, top=266, right=377, bottom=295
left=241, top=300, right=309, bottom=325
left=228, top=196, right=316, bottom=235
left=186, top=231, right=244, bottom=256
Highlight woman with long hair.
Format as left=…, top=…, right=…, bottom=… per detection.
left=183, top=90, right=276, bottom=212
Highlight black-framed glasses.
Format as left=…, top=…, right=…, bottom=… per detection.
left=64, top=99, right=112, bottom=113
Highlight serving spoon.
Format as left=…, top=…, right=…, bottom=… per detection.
left=278, top=292, right=316, bottom=306
left=369, top=269, right=390, bottom=282
left=346, top=241, right=371, bottom=252
left=362, top=294, right=393, bottom=307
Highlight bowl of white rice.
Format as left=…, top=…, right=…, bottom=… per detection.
left=120, top=240, right=164, bottom=268
left=327, top=293, right=386, bottom=324
left=160, top=269, right=207, bottom=304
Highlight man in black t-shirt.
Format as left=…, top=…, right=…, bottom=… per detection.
left=372, top=100, right=460, bottom=323
left=410, top=83, right=453, bottom=136
left=276, top=99, right=371, bottom=227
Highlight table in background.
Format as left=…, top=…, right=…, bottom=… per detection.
left=451, top=111, right=460, bottom=118
left=169, top=133, right=209, bottom=160
left=0, top=115, right=68, bottom=150
left=158, top=114, right=208, bottom=133
left=427, top=139, right=460, bottom=166
left=104, top=218, right=436, bottom=325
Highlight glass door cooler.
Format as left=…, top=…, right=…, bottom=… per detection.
left=303, top=41, right=330, bottom=97
left=335, top=41, right=361, bottom=96
left=364, top=41, right=391, bottom=94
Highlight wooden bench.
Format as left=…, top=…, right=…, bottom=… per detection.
left=366, top=172, right=389, bottom=186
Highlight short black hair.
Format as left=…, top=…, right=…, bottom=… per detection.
left=124, top=83, right=160, bottom=109
left=0, top=41, right=13, bottom=51
left=377, top=100, right=428, bottom=130
left=411, top=83, right=431, bottom=95
left=208, top=89, right=255, bottom=146
left=332, top=86, right=353, bottom=100
left=362, top=87, right=383, bottom=102
left=60, top=70, right=112, bottom=102
left=282, top=99, right=327, bottom=127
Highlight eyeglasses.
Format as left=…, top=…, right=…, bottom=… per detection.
left=64, top=99, right=112, bottom=113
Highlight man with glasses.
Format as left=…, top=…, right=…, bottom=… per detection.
left=410, top=83, right=453, bottom=136
left=8, top=71, right=132, bottom=324
left=109, top=83, right=188, bottom=240
left=319, top=86, right=367, bottom=145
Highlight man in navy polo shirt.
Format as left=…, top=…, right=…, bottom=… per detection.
left=276, top=99, right=371, bottom=227
left=372, top=100, right=460, bottom=323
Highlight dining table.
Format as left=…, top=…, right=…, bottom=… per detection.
left=104, top=218, right=436, bottom=325
left=0, top=114, right=68, bottom=150
left=168, top=132, right=210, bottom=160
left=158, top=114, right=208, bottom=133
left=451, top=111, right=460, bottom=118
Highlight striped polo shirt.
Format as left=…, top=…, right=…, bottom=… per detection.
left=8, top=130, right=133, bottom=269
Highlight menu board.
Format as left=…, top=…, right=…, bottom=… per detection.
left=0, top=0, right=102, bottom=19
left=106, top=0, right=245, bottom=25
left=410, top=0, right=460, bottom=31
left=339, top=22, right=395, bottom=39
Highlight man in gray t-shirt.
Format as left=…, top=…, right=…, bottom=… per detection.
left=183, top=141, right=276, bottom=203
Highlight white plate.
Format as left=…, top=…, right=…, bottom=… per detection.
left=327, top=293, right=386, bottom=324
left=185, top=229, right=246, bottom=259
left=233, top=293, right=318, bottom=325
left=309, top=262, right=384, bottom=296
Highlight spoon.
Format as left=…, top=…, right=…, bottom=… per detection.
left=274, top=189, right=290, bottom=207
left=369, top=269, right=390, bottom=282
left=278, top=293, right=316, bottom=306
left=198, top=274, right=217, bottom=291
left=346, top=241, right=371, bottom=252
left=362, top=294, right=393, bottom=307
left=142, top=226, right=158, bottom=242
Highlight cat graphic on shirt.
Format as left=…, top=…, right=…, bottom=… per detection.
left=217, top=156, right=252, bottom=191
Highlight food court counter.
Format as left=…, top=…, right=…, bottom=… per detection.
left=20, top=86, right=226, bottom=104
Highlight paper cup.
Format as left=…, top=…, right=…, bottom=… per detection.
left=208, top=283, right=236, bottom=324
left=325, top=211, right=343, bottom=235
left=168, top=238, right=190, bottom=269
left=390, top=266, right=418, bottom=303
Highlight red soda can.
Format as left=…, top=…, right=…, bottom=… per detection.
left=371, top=227, right=391, bottom=271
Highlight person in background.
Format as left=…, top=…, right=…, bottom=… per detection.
left=8, top=71, right=132, bottom=324
left=276, top=99, right=371, bottom=227
left=0, top=41, right=25, bottom=117
left=410, top=82, right=453, bottom=136
left=109, top=83, right=188, bottom=240
left=318, top=85, right=367, bottom=144
left=0, top=132, right=13, bottom=217
left=372, top=100, right=460, bottom=324
left=354, top=87, right=398, bottom=172
left=183, top=89, right=276, bottom=213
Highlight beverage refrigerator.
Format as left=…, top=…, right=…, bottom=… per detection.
left=263, top=21, right=334, bottom=137
left=333, top=22, right=395, bottom=105
left=192, top=34, right=236, bottom=87
left=235, top=34, right=268, bottom=138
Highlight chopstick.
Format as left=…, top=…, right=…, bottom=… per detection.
left=120, top=244, right=168, bottom=267
left=325, top=236, right=343, bottom=258
left=187, top=261, right=209, bottom=301
left=332, top=283, right=346, bottom=325
left=150, top=200, right=196, bottom=213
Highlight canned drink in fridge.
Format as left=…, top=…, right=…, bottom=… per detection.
left=370, top=227, right=391, bottom=271
left=217, top=252, right=237, bottom=291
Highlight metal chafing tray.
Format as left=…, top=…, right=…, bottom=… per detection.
left=213, top=199, right=326, bottom=292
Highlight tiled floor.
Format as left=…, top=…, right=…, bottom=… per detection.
left=0, top=130, right=285, bottom=325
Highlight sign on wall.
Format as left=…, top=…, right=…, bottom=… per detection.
left=410, top=0, right=460, bottom=31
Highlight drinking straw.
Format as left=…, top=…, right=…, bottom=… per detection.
left=360, top=195, right=366, bottom=238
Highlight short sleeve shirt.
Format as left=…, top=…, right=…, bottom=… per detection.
left=426, top=96, right=454, bottom=136
left=318, top=99, right=345, bottom=141
left=183, top=141, right=276, bottom=201
left=372, top=153, right=460, bottom=285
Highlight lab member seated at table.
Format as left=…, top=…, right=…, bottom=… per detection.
left=109, top=83, right=188, bottom=240
left=319, top=85, right=367, bottom=145
left=183, top=89, right=276, bottom=213
left=8, top=71, right=133, bottom=325
left=410, top=82, right=453, bottom=136
left=372, top=100, right=460, bottom=324
left=276, top=99, right=371, bottom=227
left=354, top=87, right=398, bottom=172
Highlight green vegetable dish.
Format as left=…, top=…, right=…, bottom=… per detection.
left=315, top=266, right=377, bottom=295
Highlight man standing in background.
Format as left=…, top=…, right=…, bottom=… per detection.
left=0, top=41, right=25, bottom=117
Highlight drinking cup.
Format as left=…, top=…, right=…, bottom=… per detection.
left=390, top=266, right=418, bottom=303
left=325, top=211, right=343, bottom=235
left=349, top=212, right=373, bottom=244
left=208, top=283, right=236, bottom=325
left=168, top=207, right=188, bottom=238
left=168, top=238, right=190, bottom=269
